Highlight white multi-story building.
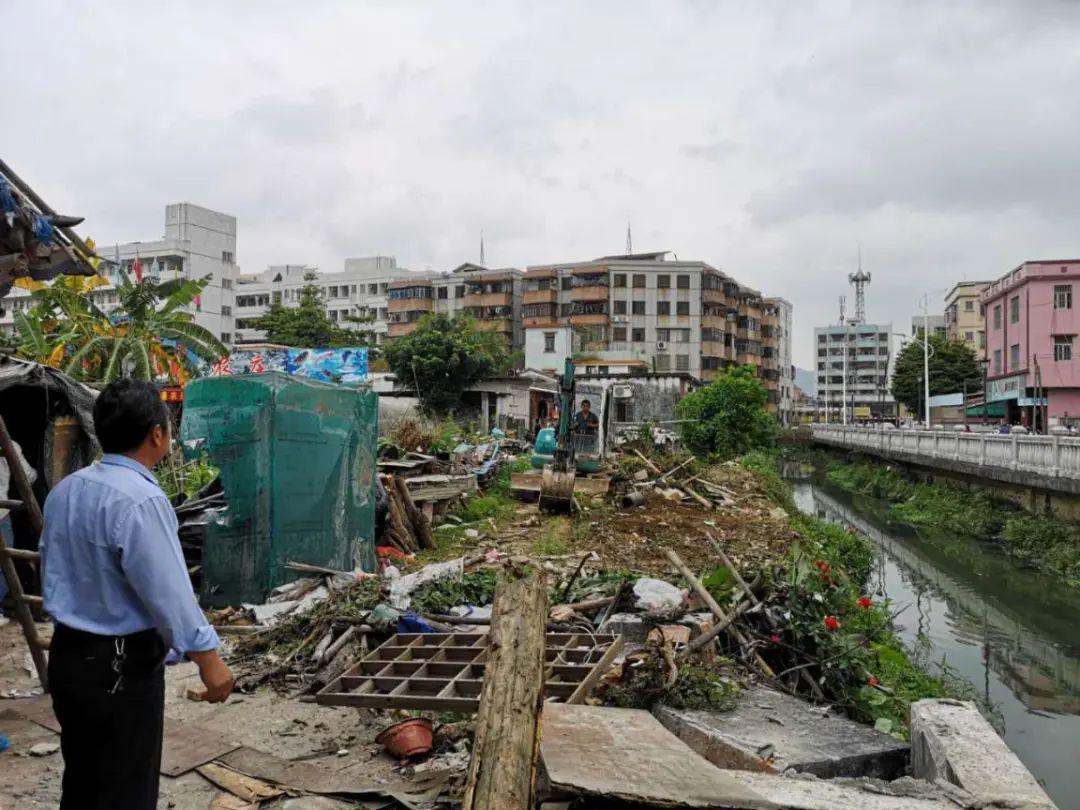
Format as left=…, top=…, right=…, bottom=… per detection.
left=765, top=297, right=794, bottom=424
left=813, top=322, right=895, bottom=421
left=0, top=203, right=237, bottom=343
left=234, top=256, right=403, bottom=348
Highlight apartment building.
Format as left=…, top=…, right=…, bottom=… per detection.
left=764, top=297, right=794, bottom=424
left=944, top=281, right=990, bottom=358
left=982, top=259, right=1080, bottom=426
left=234, top=256, right=400, bottom=347
left=814, top=323, right=895, bottom=420
left=0, top=203, right=237, bottom=343
left=386, top=263, right=523, bottom=349
left=519, top=251, right=786, bottom=413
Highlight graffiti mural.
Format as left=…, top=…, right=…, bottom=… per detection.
left=212, top=348, right=368, bottom=385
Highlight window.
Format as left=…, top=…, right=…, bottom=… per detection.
left=615, top=401, right=631, bottom=422
left=676, top=274, right=691, bottom=289
left=1010, top=295, right=1020, bottom=324
left=613, top=274, right=626, bottom=288
left=543, top=332, right=556, bottom=353
left=655, top=354, right=670, bottom=371
left=614, top=300, right=627, bottom=315
left=632, top=274, right=646, bottom=288
left=817, top=348, right=826, bottom=357
left=438, top=287, right=448, bottom=299
left=657, top=301, right=670, bottom=315
left=368, top=283, right=378, bottom=295
left=561, top=277, right=572, bottom=291
left=675, top=354, right=690, bottom=371
left=221, top=251, right=234, bottom=264
left=613, top=326, right=627, bottom=341
left=1055, top=335, right=1073, bottom=361
left=351, top=285, right=357, bottom=295
left=978, top=331, right=985, bottom=349
left=818, top=334, right=827, bottom=343
left=965, top=331, right=974, bottom=342
left=1055, top=284, right=1073, bottom=309
left=631, top=327, right=645, bottom=342
left=1010, top=343, right=1020, bottom=370
left=379, top=283, right=388, bottom=294
left=456, top=285, right=466, bottom=297
left=222, top=278, right=233, bottom=290
left=676, top=301, right=690, bottom=316
left=657, top=274, right=670, bottom=288
left=993, top=304, right=1001, bottom=329
left=964, top=300, right=974, bottom=311
left=632, top=300, right=645, bottom=315
left=221, top=305, right=232, bottom=316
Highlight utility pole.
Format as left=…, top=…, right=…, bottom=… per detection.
left=982, top=358, right=989, bottom=426
left=840, top=296, right=848, bottom=426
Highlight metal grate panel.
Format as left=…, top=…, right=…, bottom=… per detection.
left=316, top=632, right=622, bottom=711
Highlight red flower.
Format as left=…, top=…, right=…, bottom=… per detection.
left=857, top=596, right=873, bottom=609
left=814, top=560, right=830, bottom=571
left=770, top=634, right=781, bottom=644
left=867, top=676, right=879, bottom=687
left=824, top=616, right=840, bottom=631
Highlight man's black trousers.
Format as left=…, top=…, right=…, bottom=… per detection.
left=49, top=623, right=166, bottom=810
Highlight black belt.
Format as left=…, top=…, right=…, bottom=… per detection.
left=52, top=623, right=163, bottom=654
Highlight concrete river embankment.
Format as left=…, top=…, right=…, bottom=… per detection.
left=791, top=477, right=1080, bottom=807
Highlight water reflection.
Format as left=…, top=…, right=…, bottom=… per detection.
left=791, top=480, right=1080, bottom=804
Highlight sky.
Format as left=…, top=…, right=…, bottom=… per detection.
left=7, top=1, right=1080, bottom=368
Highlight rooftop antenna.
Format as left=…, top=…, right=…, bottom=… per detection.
left=838, top=295, right=846, bottom=326
left=626, top=221, right=632, bottom=254
left=848, top=246, right=871, bottom=324
left=479, top=231, right=485, bottom=266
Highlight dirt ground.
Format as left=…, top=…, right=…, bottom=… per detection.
left=0, top=621, right=404, bottom=810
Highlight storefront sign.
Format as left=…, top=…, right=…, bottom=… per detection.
left=986, top=374, right=1025, bottom=403
left=210, top=348, right=369, bottom=385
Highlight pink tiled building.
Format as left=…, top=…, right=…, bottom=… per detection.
left=982, top=259, right=1080, bottom=427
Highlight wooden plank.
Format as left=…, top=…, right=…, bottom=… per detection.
left=566, top=636, right=623, bottom=704
left=161, top=718, right=242, bottom=777
left=196, top=762, right=284, bottom=803
left=462, top=568, right=548, bottom=810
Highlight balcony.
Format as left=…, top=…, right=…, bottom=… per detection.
left=523, top=288, right=558, bottom=305
left=388, top=321, right=419, bottom=338
left=388, top=296, right=433, bottom=314
left=572, top=285, right=610, bottom=303
left=761, top=311, right=779, bottom=327
left=464, top=290, right=513, bottom=308
left=523, top=302, right=559, bottom=328
left=570, top=312, right=609, bottom=327
left=702, top=287, right=730, bottom=305
left=701, top=340, right=729, bottom=358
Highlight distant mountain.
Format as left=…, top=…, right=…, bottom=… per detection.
left=794, top=367, right=815, bottom=396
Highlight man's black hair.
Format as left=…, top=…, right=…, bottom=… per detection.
left=92, top=379, right=170, bottom=454
left=581, top=399, right=591, bottom=406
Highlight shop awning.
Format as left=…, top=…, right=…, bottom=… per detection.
left=965, top=402, right=1006, bottom=417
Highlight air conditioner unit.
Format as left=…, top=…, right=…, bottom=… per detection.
left=612, top=384, right=633, bottom=399
left=656, top=341, right=668, bottom=350
left=612, top=315, right=629, bottom=324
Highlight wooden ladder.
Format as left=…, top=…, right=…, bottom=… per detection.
left=0, top=413, right=49, bottom=692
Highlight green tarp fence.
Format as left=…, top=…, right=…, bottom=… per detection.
left=181, top=372, right=378, bottom=606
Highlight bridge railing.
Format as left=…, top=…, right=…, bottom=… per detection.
left=808, top=424, right=1080, bottom=478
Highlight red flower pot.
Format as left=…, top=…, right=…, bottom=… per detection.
left=377, top=718, right=433, bottom=759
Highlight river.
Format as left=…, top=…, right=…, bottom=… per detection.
left=790, top=477, right=1080, bottom=808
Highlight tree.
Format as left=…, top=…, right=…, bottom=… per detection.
left=16, top=272, right=227, bottom=384
left=384, top=313, right=506, bottom=414
left=890, top=334, right=981, bottom=415
left=250, top=274, right=376, bottom=351
left=675, top=365, right=778, bottom=459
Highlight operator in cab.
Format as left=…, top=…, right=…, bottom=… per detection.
left=40, top=379, right=234, bottom=809
left=574, top=398, right=599, bottom=435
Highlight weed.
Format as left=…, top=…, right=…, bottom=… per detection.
left=410, top=570, right=498, bottom=615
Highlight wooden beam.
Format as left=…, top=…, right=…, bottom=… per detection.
left=462, top=567, right=548, bottom=810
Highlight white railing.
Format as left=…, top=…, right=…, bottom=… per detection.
left=809, top=424, right=1080, bottom=480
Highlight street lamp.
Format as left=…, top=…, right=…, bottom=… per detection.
left=894, top=332, right=935, bottom=428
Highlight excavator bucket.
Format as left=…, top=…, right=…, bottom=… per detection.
left=539, top=464, right=577, bottom=513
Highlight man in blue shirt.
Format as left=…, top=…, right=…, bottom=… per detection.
left=41, top=379, right=234, bottom=810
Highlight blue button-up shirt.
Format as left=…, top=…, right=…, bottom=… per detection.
left=41, top=454, right=219, bottom=657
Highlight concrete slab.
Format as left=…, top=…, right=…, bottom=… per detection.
left=540, top=703, right=774, bottom=808
left=910, top=699, right=1055, bottom=808
left=725, top=772, right=962, bottom=809
left=597, top=612, right=651, bottom=643
left=654, top=686, right=910, bottom=779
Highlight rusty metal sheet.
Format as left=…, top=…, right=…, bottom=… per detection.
left=540, top=703, right=774, bottom=809
left=161, top=718, right=242, bottom=777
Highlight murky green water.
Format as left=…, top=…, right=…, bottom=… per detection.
left=791, top=478, right=1080, bottom=807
